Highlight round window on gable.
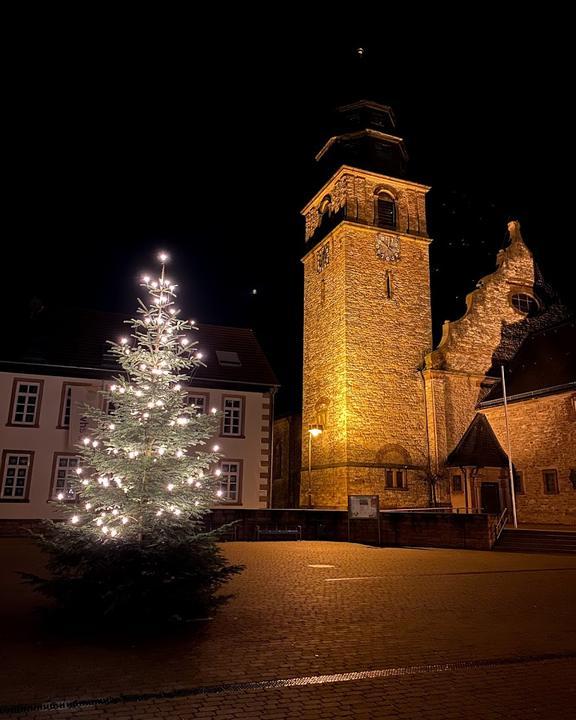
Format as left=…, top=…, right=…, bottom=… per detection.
left=511, top=292, right=539, bottom=316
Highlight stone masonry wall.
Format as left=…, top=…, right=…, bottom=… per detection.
left=425, top=222, right=568, bottom=467
left=301, top=166, right=433, bottom=509
left=482, top=392, right=576, bottom=525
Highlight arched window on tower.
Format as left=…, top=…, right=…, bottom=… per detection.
left=375, top=191, right=397, bottom=230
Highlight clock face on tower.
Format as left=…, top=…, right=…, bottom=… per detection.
left=375, top=233, right=401, bottom=262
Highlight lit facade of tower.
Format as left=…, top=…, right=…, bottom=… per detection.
left=301, top=101, right=433, bottom=507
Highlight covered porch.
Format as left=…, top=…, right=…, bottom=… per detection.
left=446, top=413, right=514, bottom=516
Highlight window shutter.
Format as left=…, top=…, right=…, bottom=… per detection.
left=377, top=198, right=396, bottom=229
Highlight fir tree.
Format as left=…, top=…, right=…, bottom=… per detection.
left=23, top=253, right=242, bottom=625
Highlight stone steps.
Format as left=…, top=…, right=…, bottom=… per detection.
left=495, top=528, right=576, bottom=554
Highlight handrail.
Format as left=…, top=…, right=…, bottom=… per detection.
left=495, top=507, right=509, bottom=540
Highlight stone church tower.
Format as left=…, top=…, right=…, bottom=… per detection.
left=301, top=101, right=432, bottom=508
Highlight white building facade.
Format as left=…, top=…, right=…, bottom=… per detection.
left=0, top=311, right=278, bottom=528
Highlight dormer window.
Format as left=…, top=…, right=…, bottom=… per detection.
left=375, top=191, right=396, bottom=230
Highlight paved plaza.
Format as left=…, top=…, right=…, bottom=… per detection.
left=1, top=539, right=575, bottom=719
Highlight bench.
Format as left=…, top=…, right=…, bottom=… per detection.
left=255, top=525, right=302, bottom=541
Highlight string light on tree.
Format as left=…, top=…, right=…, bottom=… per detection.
left=51, top=251, right=225, bottom=542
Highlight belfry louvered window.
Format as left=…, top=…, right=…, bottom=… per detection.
left=376, top=193, right=396, bottom=229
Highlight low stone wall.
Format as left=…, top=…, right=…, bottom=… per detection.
left=380, top=511, right=497, bottom=550
left=0, top=519, right=44, bottom=537
left=207, top=508, right=498, bottom=550
left=0, top=510, right=498, bottom=550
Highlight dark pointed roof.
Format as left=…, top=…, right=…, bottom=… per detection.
left=446, top=413, right=509, bottom=468
left=314, top=99, right=409, bottom=180
left=482, top=318, right=576, bottom=404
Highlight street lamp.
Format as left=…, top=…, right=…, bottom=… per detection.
left=307, top=423, right=323, bottom=508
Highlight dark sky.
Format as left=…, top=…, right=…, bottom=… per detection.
left=5, top=16, right=574, bottom=413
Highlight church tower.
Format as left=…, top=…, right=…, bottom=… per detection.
left=301, top=101, right=433, bottom=508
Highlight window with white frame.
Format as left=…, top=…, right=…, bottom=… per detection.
left=219, top=461, right=241, bottom=502
left=10, top=380, right=42, bottom=425
left=185, top=393, right=208, bottom=414
left=52, top=455, right=80, bottom=501
left=59, top=385, right=73, bottom=428
left=1, top=452, right=32, bottom=500
left=222, top=396, right=244, bottom=437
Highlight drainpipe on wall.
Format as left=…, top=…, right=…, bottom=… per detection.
left=267, top=387, right=277, bottom=509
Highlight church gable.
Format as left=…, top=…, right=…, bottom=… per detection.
left=426, top=220, right=568, bottom=376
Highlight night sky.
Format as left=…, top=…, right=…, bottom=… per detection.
left=6, top=17, right=574, bottom=413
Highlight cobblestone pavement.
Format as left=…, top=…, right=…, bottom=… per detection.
left=1, top=540, right=575, bottom=719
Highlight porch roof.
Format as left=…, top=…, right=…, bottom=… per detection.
left=446, top=413, right=509, bottom=468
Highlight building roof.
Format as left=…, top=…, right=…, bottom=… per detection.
left=446, top=413, right=509, bottom=468
left=482, top=318, right=576, bottom=404
left=1, top=306, right=279, bottom=390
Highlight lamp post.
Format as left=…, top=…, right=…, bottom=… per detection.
left=307, top=424, right=323, bottom=508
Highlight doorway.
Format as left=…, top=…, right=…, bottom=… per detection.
left=480, top=482, right=501, bottom=514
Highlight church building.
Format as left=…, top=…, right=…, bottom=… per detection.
left=291, top=100, right=575, bottom=525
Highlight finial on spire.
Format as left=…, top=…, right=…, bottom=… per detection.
left=507, top=220, right=523, bottom=244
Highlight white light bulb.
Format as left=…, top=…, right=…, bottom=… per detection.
left=213, top=444, right=220, bottom=452
left=142, top=275, right=150, bottom=283
left=176, top=450, right=184, bottom=458
left=215, top=469, right=222, bottom=477
left=92, top=440, right=99, bottom=448
left=195, top=481, right=202, bottom=488
left=169, top=308, right=175, bottom=315
left=85, top=502, right=92, bottom=510
left=190, top=319, right=196, bottom=325
left=167, top=483, right=174, bottom=491
left=109, top=423, right=115, bottom=430
left=135, top=390, right=143, bottom=397
left=216, top=490, right=223, bottom=497
left=120, top=337, right=128, bottom=345
left=158, top=252, right=169, bottom=263
left=96, top=518, right=103, bottom=526
left=76, top=467, right=83, bottom=475
left=110, top=528, right=118, bottom=537
left=174, top=384, right=182, bottom=391
left=143, top=412, right=149, bottom=419
left=151, top=281, right=158, bottom=289
left=122, top=517, right=128, bottom=524
left=140, top=363, right=147, bottom=370
left=83, top=437, right=90, bottom=445
left=119, top=387, right=126, bottom=394
left=194, top=500, right=199, bottom=506
left=196, top=352, right=203, bottom=359
left=71, top=515, right=79, bottom=524
left=155, top=400, right=163, bottom=407
left=158, top=447, right=166, bottom=456
left=57, top=492, right=64, bottom=500
left=174, top=508, right=181, bottom=516
left=112, top=509, right=119, bottom=515
left=102, top=526, right=109, bottom=534
left=181, top=338, right=189, bottom=346
left=211, top=408, right=217, bottom=414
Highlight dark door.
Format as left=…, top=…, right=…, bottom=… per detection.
left=480, top=483, right=501, bottom=514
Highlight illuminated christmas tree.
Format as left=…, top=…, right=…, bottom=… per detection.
left=24, top=253, right=242, bottom=625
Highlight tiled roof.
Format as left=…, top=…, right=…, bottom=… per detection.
left=2, top=307, right=279, bottom=389
left=483, top=318, right=576, bottom=403
left=446, top=413, right=509, bottom=468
